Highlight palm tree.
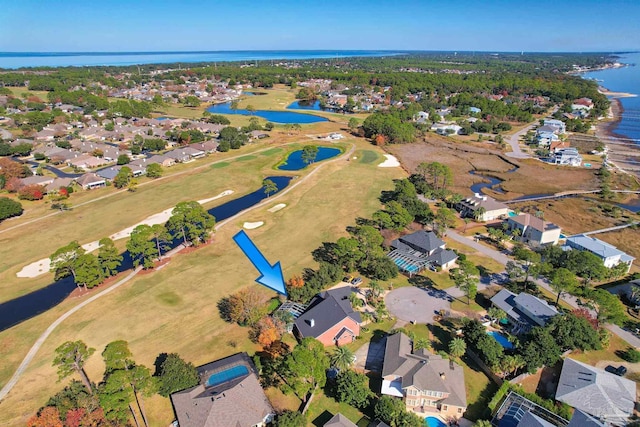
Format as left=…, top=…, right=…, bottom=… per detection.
left=448, top=338, right=467, bottom=358
left=330, top=346, right=355, bottom=371
left=473, top=207, right=486, bottom=222
left=414, top=338, right=431, bottom=352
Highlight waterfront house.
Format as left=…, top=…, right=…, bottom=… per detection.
left=457, top=193, right=509, bottom=221
left=170, top=353, right=274, bottom=427
left=431, top=123, right=461, bottom=136
left=543, top=119, right=566, bottom=134
left=564, top=234, right=634, bottom=272
left=388, top=230, right=458, bottom=275
left=490, top=289, right=559, bottom=334
left=506, top=213, right=562, bottom=247
left=381, top=332, right=467, bottom=420
left=555, top=358, right=635, bottom=426
left=293, top=287, right=361, bottom=347
left=551, top=148, right=582, bottom=166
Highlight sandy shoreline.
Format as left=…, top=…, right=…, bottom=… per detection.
left=595, top=98, right=640, bottom=178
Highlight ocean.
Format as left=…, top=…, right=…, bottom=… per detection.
left=583, top=52, right=640, bottom=143
left=0, top=50, right=401, bottom=69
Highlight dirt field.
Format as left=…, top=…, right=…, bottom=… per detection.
left=388, top=138, right=601, bottom=198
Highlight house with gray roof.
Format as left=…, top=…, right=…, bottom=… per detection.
left=170, top=352, right=274, bottom=427
left=381, top=332, right=467, bottom=420
left=76, top=173, right=106, bottom=190
left=555, top=358, right=635, bottom=426
left=324, top=413, right=358, bottom=427
left=564, top=234, right=634, bottom=273
left=490, top=289, right=558, bottom=334
left=457, top=193, right=510, bottom=221
left=388, top=230, right=458, bottom=276
left=293, top=286, right=361, bottom=347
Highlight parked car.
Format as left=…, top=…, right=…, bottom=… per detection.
left=615, top=365, right=628, bottom=376
left=350, top=277, right=363, bottom=286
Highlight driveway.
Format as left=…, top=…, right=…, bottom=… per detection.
left=354, top=336, right=387, bottom=373
left=385, top=286, right=452, bottom=323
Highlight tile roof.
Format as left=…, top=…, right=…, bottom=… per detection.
left=170, top=353, right=274, bottom=427
left=508, top=213, right=560, bottom=234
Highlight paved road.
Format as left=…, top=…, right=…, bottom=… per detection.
left=446, top=230, right=640, bottom=348
left=504, top=123, right=534, bottom=159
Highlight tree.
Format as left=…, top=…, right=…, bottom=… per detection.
left=27, top=406, right=63, bottom=427
left=416, top=161, right=453, bottom=191
left=512, top=246, right=541, bottom=290
left=18, top=184, right=45, bottom=200
left=301, top=145, right=318, bottom=165
left=53, top=341, right=95, bottom=394
left=252, top=316, right=283, bottom=347
left=348, top=118, right=359, bottom=133
left=474, top=421, right=493, bottom=427
left=245, top=104, right=256, bottom=115
left=335, top=370, right=372, bottom=409
left=487, top=307, right=507, bottom=323
left=166, top=201, right=216, bottom=246
left=157, top=353, right=199, bottom=397
left=98, top=237, right=123, bottom=277
left=145, top=163, right=162, bottom=178
left=263, top=178, right=278, bottom=197
left=585, top=288, right=626, bottom=325
left=218, top=288, right=268, bottom=326
left=450, top=259, right=479, bottom=305
left=126, top=225, right=159, bottom=269
left=550, top=268, right=578, bottom=306
left=521, top=327, right=561, bottom=372
left=374, top=395, right=422, bottom=427
left=149, top=224, right=171, bottom=259
left=473, top=207, right=487, bottom=222
left=113, top=166, right=133, bottom=189
left=74, top=253, right=104, bottom=288
left=0, top=197, right=23, bottom=221
left=547, top=313, right=601, bottom=352
left=116, top=154, right=130, bottom=165
left=274, top=411, right=306, bottom=427
left=330, top=346, right=355, bottom=371
left=433, top=207, right=456, bottom=236
left=50, top=241, right=86, bottom=284
left=283, top=337, right=329, bottom=402
left=448, top=337, right=467, bottom=358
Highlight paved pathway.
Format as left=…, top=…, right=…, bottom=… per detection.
left=0, top=142, right=358, bottom=402
left=446, top=230, right=640, bottom=348
left=504, top=123, right=534, bottom=159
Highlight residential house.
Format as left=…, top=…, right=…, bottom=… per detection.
left=469, top=106, right=481, bottom=114
left=170, top=353, right=274, bottom=427
left=550, top=140, right=571, bottom=153
left=507, top=213, right=562, bottom=246
left=45, top=177, right=74, bottom=193
left=68, top=154, right=108, bottom=170
left=551, top=148, right=582, bottom=166
left=543, top=119, right=566, bottom=134
left=388, top=230, right=458, bottom=275
left=323, top=413, right=357, bottom=427
left=564, top=234, right=634, bottom=272
left=76, top=173, right=106, bottom=190
left=457, top=193, right=510, bottom=221
left=293, top=287, right=361, bottom=346
left=146, top=154, right=175, bottom=167
left=571, top=97, right=594, bottom=112
left=535, top=125, right=561, bottom=147
left=414, top=111, right=429, bottom=124
left=555, top=358, right=635, bottom=426
left=431, top=123, right=461, bottom=136
left=165, top=147, right=204, bottom=163
left=490, top=289, right=559, bottom=334
left=189, top=141, right=219, bottom=153
left=42, top=147, right=76, bottom=164
left=20, top=175, right=55, bottom=187
left=381, top=332, right=467, bottom=419
left=249, top=130, right=269, bottom=140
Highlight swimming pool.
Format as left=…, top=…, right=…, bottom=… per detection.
left=487, top=331, right=514, bottom=350
left=205, top=364, right=249, bottom=388
left=424, top=416, right=447, bottom=427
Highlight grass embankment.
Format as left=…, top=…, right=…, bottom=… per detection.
left=0, top=139, right=404, bottom=427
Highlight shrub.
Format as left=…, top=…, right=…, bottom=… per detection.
left=18, top=184, right=45, bottom=200
left=622, top=347, right=640, bottom=363
left=0, top=197, right=23, bottom=221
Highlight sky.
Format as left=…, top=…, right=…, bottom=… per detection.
left=0, top=0, right=639, bottom=52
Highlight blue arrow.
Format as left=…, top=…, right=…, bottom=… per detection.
left=233, top=230, right=287, bottom=296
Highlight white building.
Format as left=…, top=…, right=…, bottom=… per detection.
left=564, top=234, right=634, bottom=272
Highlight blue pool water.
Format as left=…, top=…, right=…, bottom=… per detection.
left=508, top=211, right=517, bottom=217
left=487, top=331, right=514, bottom=350
left=277, top=147, right=341, bottom=170
left=206, top=365, right=249, bottom=388
left=206, top=101, right=327, bottom=124
left=424, top=416, right=447, bottom=427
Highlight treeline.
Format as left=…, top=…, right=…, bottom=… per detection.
left=29, top=340, right=199, bottom=427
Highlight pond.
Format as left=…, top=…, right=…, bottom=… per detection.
left=277, top=147, right=342, bottom=171
left=287, top=100, right=335, bottom=112
left=206, top=102, right=328, bottom=124
left=0, top=176, right=293, bottom=332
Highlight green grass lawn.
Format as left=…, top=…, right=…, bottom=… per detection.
left=0, top=137, right=405, bottom=427
left=305, top=389, right=370, bottom=427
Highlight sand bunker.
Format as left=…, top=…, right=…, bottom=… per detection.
left=268, top=203, right=286, bottom=213
left=378, top=154, right=400, bottom=167
left=16, top=190, right=233, bottom=278
left=243, top=221, right=264, bottom=229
